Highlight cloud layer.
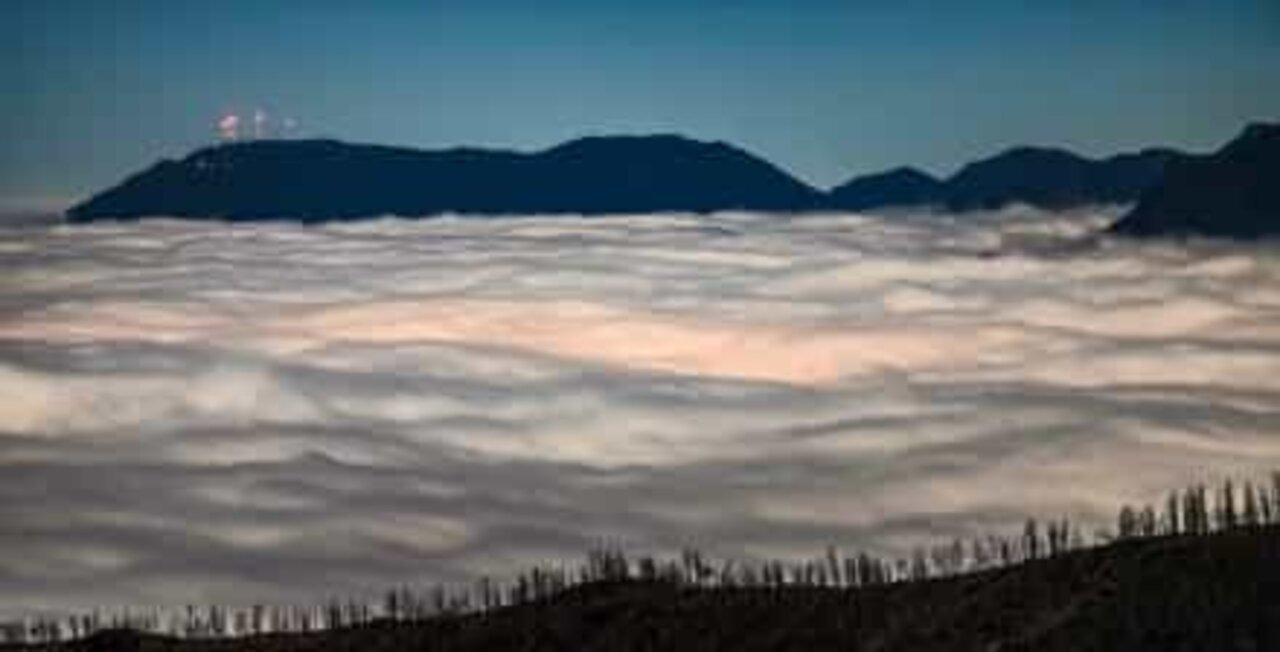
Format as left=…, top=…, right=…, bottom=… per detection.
left=2, top=207, right=1279, bottom=617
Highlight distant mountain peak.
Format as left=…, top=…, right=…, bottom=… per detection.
left=827, top=166, right=944, bottom=211
left=548, top=133, right=703, bottom=148
left=827, top=145, right=1181, bottom=212
left=877, top=166, right=939, bottom=182
left=1221, top=121, right=1280, bottom=156
left=542, top=134, right=764, bottom=163
left=67, top=130, right=1224, bottom=223
left=940, top=144, right=1179, bottom=211
left=984, top=145, right=1084, bottom=161
left=1238, top=121, right=1279, bottom=139
left=67, top=134, right=823, bottom=222
left=1110, top=121, right=1280, bottom=239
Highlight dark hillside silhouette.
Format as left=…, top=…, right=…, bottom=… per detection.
left=827, top=167, right=945, bottom=210
left=826, top=148, right=1180, bottom=212
left=67, top=134, right=1194, bottom=223
left=66, top=136, right=824, bottom=222
left=1110, top=122, right=1280, bottom=239
left=5, top=472, right=1279, bottom=651
left=942, top=147, right=1179, bottom=211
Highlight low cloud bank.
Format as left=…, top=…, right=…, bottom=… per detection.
left=1, top=207, right=1278, bottom=616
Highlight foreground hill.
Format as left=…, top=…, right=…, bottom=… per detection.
left=1109, top=123, right=1280, bottom=239
left=26, top=524, right=1280, bottom=652
left=66, top=136, right=824, bottom=222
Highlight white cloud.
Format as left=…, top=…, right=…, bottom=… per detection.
left=1, top=207, right=1278, bottom=616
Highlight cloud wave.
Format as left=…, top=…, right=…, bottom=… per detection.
left=1, top=206, right=1278, bottom=616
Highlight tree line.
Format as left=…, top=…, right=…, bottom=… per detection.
left=3, top=470, right=1278, bottom=646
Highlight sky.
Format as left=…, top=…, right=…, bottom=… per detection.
left=2, top=0, right=1279, bottom=208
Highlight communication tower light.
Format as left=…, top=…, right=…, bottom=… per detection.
left=218, top=113, right=240, bottom=142
left=253, top=109, right=268, bottom=140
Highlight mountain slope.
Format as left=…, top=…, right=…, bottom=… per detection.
left=942, top=146, right=1180, bottom=211
left=826, top=147, right=1181, bottom=212
left=23, top=525, right=1279, bottom=652
left=1109, top=123, right=1280, bottom=239
left=827, top=167, right=945, bottom=210
left=68, top=134, right=1194, bottom=222
left=66, top=136, right=824, bottom=222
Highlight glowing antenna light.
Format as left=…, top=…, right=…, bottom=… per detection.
left=253, top=109, right=268, bottom=140
left=218, top=112, right=241, bottom=142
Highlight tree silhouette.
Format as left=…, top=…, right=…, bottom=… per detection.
left=24, top=469, right=1280, bottom=645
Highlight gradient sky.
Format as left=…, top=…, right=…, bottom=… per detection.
left=2, top=0, right=1278, bottom=209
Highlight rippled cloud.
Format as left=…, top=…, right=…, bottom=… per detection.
left=2, top=207, right=1279, bottom=616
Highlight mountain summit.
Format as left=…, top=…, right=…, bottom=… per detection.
left=943, top=146, right=1179, bottom=211
left=1109, top=123, right=1280, bottom=239
left=826, top=147, right=1181, bottom=212
left=67, top=135, right=824, bottom=222
left=827, top=167, right=945, bottom=211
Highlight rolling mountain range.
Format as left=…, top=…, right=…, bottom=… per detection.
left=67, top=124, right=1278, bottom=238
left=826, top=147, right=1180, bottom=212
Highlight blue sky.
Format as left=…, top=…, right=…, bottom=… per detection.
left=2, top=0, right=1278, bottom=207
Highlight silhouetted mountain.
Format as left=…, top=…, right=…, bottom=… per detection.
left=67, top=133, right=1198, bottom=222
left=826, top=147, right=1181, bottom=212
left=941, top=146, right=1181, bottom=211
left=827, top=167, right=944, bottom=210
left=1109, top=123, right=1280, bottom=239
left=65, top=136, right=824, bottom=222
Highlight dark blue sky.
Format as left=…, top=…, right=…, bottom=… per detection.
left=3, top=0, right=1277, bottom=209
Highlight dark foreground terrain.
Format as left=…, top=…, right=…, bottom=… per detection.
left=17, top=524, right=1280, bottom=652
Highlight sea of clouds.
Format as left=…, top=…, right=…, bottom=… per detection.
left=2, top=207, right=1279, bottom=616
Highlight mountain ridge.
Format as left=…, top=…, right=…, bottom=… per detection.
left=827, top=146, right=1183, bottom=212
left=66, top=135, right=824, bottom=222
left=68, top=134, right=1198, bottom=222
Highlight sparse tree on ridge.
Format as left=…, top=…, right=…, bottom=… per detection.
left=1243, top=482, right=1261, bottom=527
left=31, top=470, right=1280, bottom=644
left=1164, top=490, right=1181, bottom=534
